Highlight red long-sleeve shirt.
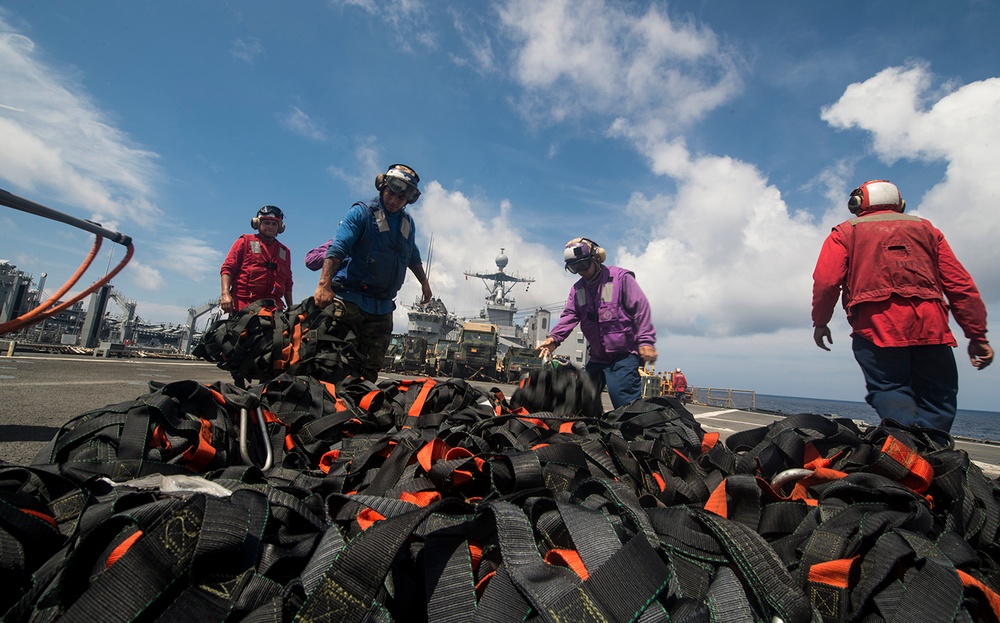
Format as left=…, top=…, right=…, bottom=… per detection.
left=812, top=210, right=988, bottom=347
left=221, top=234, right=294, bottom=311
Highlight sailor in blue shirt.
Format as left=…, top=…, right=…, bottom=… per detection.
left=313, top=163, right=432, bottom=381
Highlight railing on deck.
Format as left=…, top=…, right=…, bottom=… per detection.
left=689, top=387, right=757, bottom=411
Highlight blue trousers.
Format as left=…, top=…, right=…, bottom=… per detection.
left=586, top=353, right=642, bottom=409
left=851, top=335, right=958, bottom=432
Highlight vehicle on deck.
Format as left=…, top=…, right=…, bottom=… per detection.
left=395, top=335, right=428, bottom=374
left=382, top=334, right=404, bottom=370
left=500, top=346, right=540, bottom=383
left=447, top=321, right=498, bottom=379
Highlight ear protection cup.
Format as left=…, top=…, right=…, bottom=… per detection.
left=586, top=238, right=607, bottom=264
left=251, top=216, right=285, bottom=233
left=848, top=191, right=864, bottom=215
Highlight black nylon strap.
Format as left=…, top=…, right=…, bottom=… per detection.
left=295, top=499, right=467, bottom=622
left=487, top=500, right=613, bottom=622
left=579, top=534, right=671, bottom=623
left=58, top=495, right=206, bottom=623
left=424, top=533, right=478, bottom=623
left=691, top=508, right=813, bottom=623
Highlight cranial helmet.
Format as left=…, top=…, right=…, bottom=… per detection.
left=848, top=180, right=905, bottom=215
left=563, top=238, right=606, bottom=272
left=675, top=368, right=681, bottom=373
left=251, top=205, right=285, bottom=233
left=375, top=164, right=421, bottom=204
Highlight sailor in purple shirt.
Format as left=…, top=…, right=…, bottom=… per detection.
left=538, top=238, right=658, bottom=408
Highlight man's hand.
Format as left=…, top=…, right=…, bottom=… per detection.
left=969, top=341, right=994, bottom=370
left=220, top=292, right=235, bottom=313
left=813, top=325, right=832, bottom=351
left=537, top=337, right=557, bottom=360
left=421, top=282, right=433, bottom=305
left=314, top=283, right=336, bottom=309
left=639, top=344, right=657, bottom=364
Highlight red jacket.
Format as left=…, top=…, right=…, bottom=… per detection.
left=672, top=372, right=687, bottom=392
left=221, top=234, right=293, bottom=311
left=812, top=209, right=987, bottom=347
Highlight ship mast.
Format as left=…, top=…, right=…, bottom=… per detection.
left=463, top=248, right=534, bottom=330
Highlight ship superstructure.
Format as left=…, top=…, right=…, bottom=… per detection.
left=405, top=296, right=461, bottom=345
left=463, top=248, right=534, bottom=347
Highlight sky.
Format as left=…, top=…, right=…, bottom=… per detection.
left=1, top=1, right=999, bottom=411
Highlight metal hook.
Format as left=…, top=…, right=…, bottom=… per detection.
left=770, top=468, right=814, bottom=490
left=239, top=407, right=273, bottom=471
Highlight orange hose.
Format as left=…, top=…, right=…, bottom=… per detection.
left=6, top=236, right=103, bottom=325
left=0, top=241, right=134, bottom=335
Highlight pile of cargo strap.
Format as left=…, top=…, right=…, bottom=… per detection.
left=3, top=304, right=1000, bottom=621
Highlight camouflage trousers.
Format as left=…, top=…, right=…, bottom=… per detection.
left=338, top=300, right=394, bottom=382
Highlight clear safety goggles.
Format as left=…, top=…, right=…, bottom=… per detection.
left=385, top=177, right=420, bottom=202
left=565, top=258, right=593, bottom=274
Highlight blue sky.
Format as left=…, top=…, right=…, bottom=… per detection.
left=2, top=1, right=999, bottom=410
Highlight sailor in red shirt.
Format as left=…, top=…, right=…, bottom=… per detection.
left=812, top=180, right=993, bottom=432
left=220, top=205, right=294, bottom=313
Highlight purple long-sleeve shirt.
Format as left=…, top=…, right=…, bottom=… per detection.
left=548, top=265, right=656, bottom=364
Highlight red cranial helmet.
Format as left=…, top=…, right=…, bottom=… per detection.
left=848, top=180, right=905, bottom=215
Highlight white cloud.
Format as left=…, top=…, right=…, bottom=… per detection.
left=498, top=0, right=742, bottom=133
left=0, top=21, right=164, bottom=227
left=331, top=0, right=433, bottom=52
left=281, top=107, right=327, bottom=142
left=616, top=144, right=824, bottom=338
left=123, top=259, right=166, bottom=291
left=230, top=37, right=264, bottom=64
left=151, top=236, right=223, bottom=284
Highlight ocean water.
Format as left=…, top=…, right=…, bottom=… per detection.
left=754, top=394, right=1000, bottom=442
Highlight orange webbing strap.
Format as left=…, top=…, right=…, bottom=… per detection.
left=282, top=317, right=307, bottom=368
left=807, top=556, right=857, bottom=621
left=807, top=557, right=856, bottom=589
left=881, top=436, right=934, bottom=493
left=704, top=475, right=789, bottom=518
left=701, top=431, right=719, bottom=454
left=544, top=548, right=589, bottom=580
left=106, top=530, right=144, bottom=568
left=704, top=480, right=731, bottom=517
left=360, top=389, right=380, bottom=412
left=318, top=449, right=340, bottom=474
left=320, top=381, right=352, bottom=412
left=357, top=507, right=386, bottom=531
left=789, top=466, right=849, bottom=504
left=957, top=569, right=1000, bottom=618
left=19, top=508, right=58, bottom=529
left=400, top=490, right=441, bottom=507
left=417, top=438, right=449, bottom=472
left=179, top=419, right=216, bottom=472
left=405, top=378, right=438, bottom=418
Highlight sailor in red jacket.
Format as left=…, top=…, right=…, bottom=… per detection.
left=812, top=180, right=993, bottom=432
left=220, top=205, right=294, bottom=313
